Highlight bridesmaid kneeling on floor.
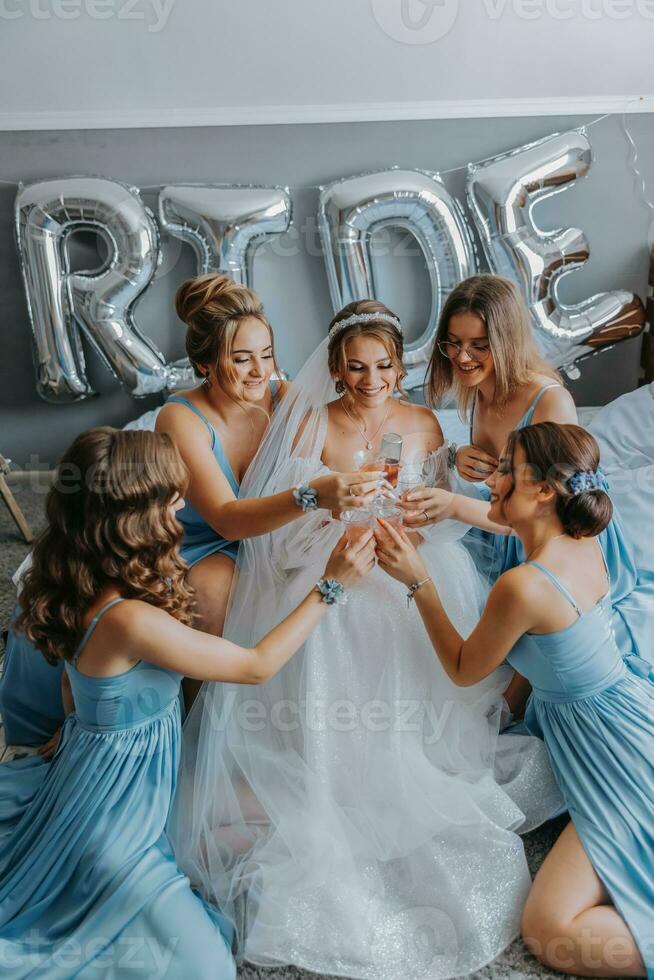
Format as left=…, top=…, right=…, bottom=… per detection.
left=0, top=426, right=374, bottom=979
left=376, top=421, right=653, bottom=978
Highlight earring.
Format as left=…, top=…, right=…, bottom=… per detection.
left=203, top=373, right=212, bottom=389
left=335, top=379, right=345, bottom=395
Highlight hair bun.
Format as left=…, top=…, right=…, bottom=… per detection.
left=175, top=274, right=235, bottom=326
left=557, top=488, right=612, bottom=540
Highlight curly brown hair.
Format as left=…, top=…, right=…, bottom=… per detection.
left=15, top=427, right=196, bottom=664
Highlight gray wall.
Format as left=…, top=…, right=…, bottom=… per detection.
left=2, top=0, right=653, bottom=124
left=1, top=111, right=652, bottom=468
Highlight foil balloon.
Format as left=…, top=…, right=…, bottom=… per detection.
left=319, top=168, right=477, bottom=389
left=158, top=184, right=292, bottom=283
left=466, top=130, right=645, bottom=373
left=16, top=176, right=166, bottom=402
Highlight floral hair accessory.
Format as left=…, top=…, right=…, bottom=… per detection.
left=566, top=470, right=604, bottom=496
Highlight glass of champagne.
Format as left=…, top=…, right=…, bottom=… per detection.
left=340, top=509, right=373, bottom=544
left=379, top=433, right=403, bottom=490
left=374, top=505, right=404, bottom=531
left=396, top=467, right=424, bottom=499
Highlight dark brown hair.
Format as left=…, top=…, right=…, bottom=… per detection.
left=506, top=422, right=612, bottom=539
left=16, top=427, right=195, bottom=663
left=426, top=275, right=558, bottom=414
left=328, top=299, right=407, bottom=398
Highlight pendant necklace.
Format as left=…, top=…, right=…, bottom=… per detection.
left=340, top=396, right=392, bottom=451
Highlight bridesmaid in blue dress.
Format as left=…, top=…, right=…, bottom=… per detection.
left=0, top=606, right=64, bottom=747
left=0, top=275, right=381, bottom=749
left=0, top=426, right=375, bottom=978
left=377, top=421, right=653, bottom=978
left=404, top=275, right=649, bottom=695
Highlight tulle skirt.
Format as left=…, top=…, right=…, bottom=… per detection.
left=172, top=532, right=562, bottom=980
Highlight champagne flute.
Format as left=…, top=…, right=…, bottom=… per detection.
left=379, top=433, right=403, bottom=490
left=340, top=509, right=373, bottom=543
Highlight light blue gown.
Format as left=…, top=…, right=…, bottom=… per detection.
left=463, top=384, right=651, bottom=664
left=165, top=395, right=241, bottom=566
left=0, top=383, right=281, bottom=747
left=166, top=382, right=281, bottom=568
left=0, top=598, right=236, bottom=979
left=0, top=605, right=64, bottom=745
left=507, top=560, right=654, bottom=978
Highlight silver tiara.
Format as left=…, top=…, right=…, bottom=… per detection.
left=330, top=312, right=403, bottom=337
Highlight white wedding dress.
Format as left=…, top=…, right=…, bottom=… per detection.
left=171, top=339, right=563, bottom=980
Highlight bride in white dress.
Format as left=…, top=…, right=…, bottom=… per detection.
left=172, top=301, right=563, bottom=980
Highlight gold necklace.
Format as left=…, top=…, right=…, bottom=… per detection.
left=526, top=532, right=567, bottom=562
left=340, top=396, right=392, bottom=451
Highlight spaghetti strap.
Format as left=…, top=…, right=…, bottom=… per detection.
left=73, top=597, right=126, bottom=665
left=520, top=384, right=562, bottom=427
left=166, top=395, right=216, bottom=447
left=525, top=561, right=582, bottom=615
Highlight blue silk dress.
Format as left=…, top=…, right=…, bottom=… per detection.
left=463, top=384, right=651, bottom=664
left=507, top=560, right=654, bottom=977
left=0, top=605, right=64, bottom=745
left=0, top=598, right=236, bottom=979
left=165, top=395, right=241, bottom=567
left=166, top=382, right=281, bottom=567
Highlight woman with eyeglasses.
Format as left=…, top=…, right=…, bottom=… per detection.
left=427, top=275, right=577, bottom=483
left=410, top=275, right=575, bottom=713
left=400, top=275, right=650, bottom=715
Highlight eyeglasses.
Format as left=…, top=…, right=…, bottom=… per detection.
left=437, top=340, right=492, bottom=362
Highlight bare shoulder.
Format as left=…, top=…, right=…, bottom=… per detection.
left=396, top=400, right=444, bottom=447
left=397, top=400, right=442, bottom=431
left=108, top=598, right=183, bottom=656
left=532, top=381, right=577, bottom=424
left=156, top=395, right=207, bottom=438
left=492, top=565, right=540, bottom=606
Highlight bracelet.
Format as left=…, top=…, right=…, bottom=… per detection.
left=406, top=577, right=432, bottom=608
left=315, top=578, right=347, bottom=606
left=447, top=442, right=458, bottom=471
left=293, top=482, right=318, bottom=512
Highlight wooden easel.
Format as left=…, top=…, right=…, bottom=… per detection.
left=0, top=454, right=33, bottom=544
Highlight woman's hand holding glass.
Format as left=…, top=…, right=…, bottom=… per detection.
left=374, top=518, right=428, bottom=587
left=312, top=471, right=387, bottom=514
left=323, top=530, right=377, bottom=588
left=398, top=486, right=456, bottom=528
left=455, top=444, right=498, bottom=483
